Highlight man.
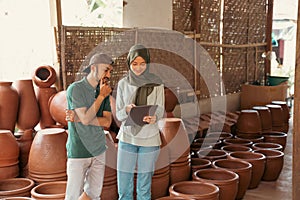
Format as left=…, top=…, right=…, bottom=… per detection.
left=65, top=53, right=114, bottom=200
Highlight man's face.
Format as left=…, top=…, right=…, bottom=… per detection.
left=94, top=63, right=113, bottom=84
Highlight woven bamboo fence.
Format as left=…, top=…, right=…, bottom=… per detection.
left=58, top=0, right=270, bottom=101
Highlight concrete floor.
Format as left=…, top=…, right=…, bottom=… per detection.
left=243, top=119, right=293, bottom=200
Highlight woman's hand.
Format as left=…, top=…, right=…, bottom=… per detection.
left=143, top=115, right=157, bottom=124
left=126, top=104, right=136, bottom=114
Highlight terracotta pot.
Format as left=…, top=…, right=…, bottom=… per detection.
left=228, top=151, right=266, bottom=189
left=265, top=104, right=284, bottom=127
left=169, top=181, right=219, bottom=200
left=35, top=87, right=57, bottom=129
left=252, top=142, right=283, bottom=151
left=253, top=149, right=284, bottom=181
left=32, top=65, right=57, bottom=88
left=190, top=142, right=212, bottom=157
left=262, top=131, right=287, bottom=151
left=0, top=130, right=19, bottom=179
left=14, top=79, right=40, bottom=131
left=0, top=178, right=34, bottom=198
left=252, top=106, right=272, bottom=132
left=193, top=138, right=222, bottom=149
left=193, top=168, right=239, bottom=200
left=0, top=82, right=19, bottom=132
left=157, top=196, right=195, bottom=200
left=49, top=91, right=68, bottom=127
left=169, top=160, right=191, bottom=185
left=221, top=145, right=252, bottom=153
left=212, top=159, right=252, bottom=200
left=31, top=181, right=66, bottom=200
left=159, top=118, right=190, bottom=163
left=223, top=138, right=253, bottom=147
left=197, top=149, right=227, bottom=161
left=205, top=132, right=233, bottom=141
left=191, top=158, right=211, bottom=174
left=235, top=134, right=264, bottom=143
left=164, top=87, right=178, bottom=117
left=236, top=109, right=262, bottom=134
left=3, top=197, right=34, bottom=200
left=14, top=129, right=34, bottom=178
left=28, top=128, right=67, bottom=183
left=271, top=101, right=290, bottom=122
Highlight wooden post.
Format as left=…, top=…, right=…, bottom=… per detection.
left=265, top=0, right=273, bottom=82
left=192, top=0, right=200, bottom=33
left=293, top=0, right=300, bottom=198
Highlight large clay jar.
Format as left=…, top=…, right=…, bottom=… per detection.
left=193, top=168, right=239, bottom=200
left=262, top=131, right=287, bottom=151
left=14, top=79, right=40, bottom=131
left=253, top=149, right=284, bottom=181
left=0, top=178, right=34, bottom=198
left=32, top=65, right=57, bottom=88
left=28, top=128, right=67, bottom=184
left=252, top=106, right=272, bottom=132
left=236, top=109, right=262, bottom=135
left=31, top=181, right=66, bottom=200
left=35, top=87, right=57, bottom=129
left=0, top=82, right=19, bottom=132
left=169, top=181, right=219, bottom=200
left=14, top=129, right=34, bottom=178
left=48, top=91, right=68, bottom=128
left=212, top=159, right=252, bottom=200
left=228, top=151, right=266, bottom=189
left=164, top=87, right=178, bottom=117
left=266, top=104, right=285, bottom=132
left=0, top=130, right=19, bottom=179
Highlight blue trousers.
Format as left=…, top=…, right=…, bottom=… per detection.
left=117, top=141, right=160, bottom=200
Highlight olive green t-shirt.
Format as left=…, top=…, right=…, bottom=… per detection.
left=66, top=77, right=111, bottom=158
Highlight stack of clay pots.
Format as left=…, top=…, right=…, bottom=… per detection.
left=33, top=65, right=58, bottom=129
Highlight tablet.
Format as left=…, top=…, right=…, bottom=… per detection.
left=124, top=105, right=158, bottom=126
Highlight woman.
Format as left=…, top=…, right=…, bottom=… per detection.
left=116, top=44, right=165, bottom=200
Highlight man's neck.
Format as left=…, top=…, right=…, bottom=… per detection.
left=86, top=74, right=98, bottom=89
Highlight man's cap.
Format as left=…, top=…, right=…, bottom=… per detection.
left=82, top=53, right=114, bottom=73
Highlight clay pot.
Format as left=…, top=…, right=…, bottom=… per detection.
left=228, top=151, right=266, bottom=189
left=14, top=79, right=40, bottom=131
left=206, top=132, right=233, bottom=141
left=221, top=145, right=252, bottom=153
left=223, top=138, right=253, bottom=147
left=212, top=159, right=252, bottom=200
left=164, top=87, right=178, bottom=117
left=191, top=158, right=211, bottom=174
left=157, top=196, right=195, bottom=200
left=169, top=160, right=191, bottom=185
left=252, top=142, right=283, bottom=152
left=32, top=65, right=57, bottom=88
left=169, top=181, right=219, bottom=200
left=49, top=91, right=68, bottom=127
left=236, top=109, right=262, bottom=134
left=14, top=129, right=34, bottom=178
left=0, top=178, right=34, bottom=198
left=271, top=101, right=290, bottom=122
left=0, top=82, right=19, bottom=132
left=0, top=130, right=19, bottom=179
left=193, top=138, right=222, bottom=149
left=159, top=118, right=190, bottom=163
left=253, top=149, right=284, bottom=181
left=193, top=168, right=239, bottom=200
left=35, top=87, right=57, bottom=129
left=28, top=128, right=67, bottom=183
left=235, top=134, right=264, bottom=143
left=265, top=104, right=284, bottom=128
left=197, top=149, right=227, bottom=161
left=31, top=181, right=66, bottom=200
left=3, top=197, right=34, bottom=200
left=262, top=131, right=287, bottom=151
left=252, top=106, right=272, bottom=132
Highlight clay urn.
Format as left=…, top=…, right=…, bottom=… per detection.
left=265, top=104, right=285, bottom=131
left=197, top=149, right=227, bottom=161
left=35, top=87, right=57, bottom=128
left=0, top=129, right=19, bottom=179
left=253, top=149, right=284, bottom=181
left=271, top=100, right=290, bottom=122
left=31, top=181, right=67, bottom=200
left=262, top=131, right=287, bottom=151
left=252, top=106, right=272, bottom=132
left=221, top=144, right=252, bottom=153
left=48, top=90, right=68, bottom=128
left=169, top=181, right=219, bottom=200
left=252, top=142, right=283, bottom=152
left=236, top=109, right=262, bottom=134
left=28, top=128, right=67, bottom=183
left=228, top=151, right=266, bottom=189
left=13, top=79, right=40, bottom=131
left=0, top=82, right=19, bottom=132
left=0, top=178, right=34, bottom=198
left=32, top=65, right=57, bottom=88
left=164, top=87, right=178, bottom=117
left=193, top=168, right=239, bottom=200
left=212, top=159, right=252, bottom=200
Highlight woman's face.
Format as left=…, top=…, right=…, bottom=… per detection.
left=130, top=56, right=147, bottom=76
